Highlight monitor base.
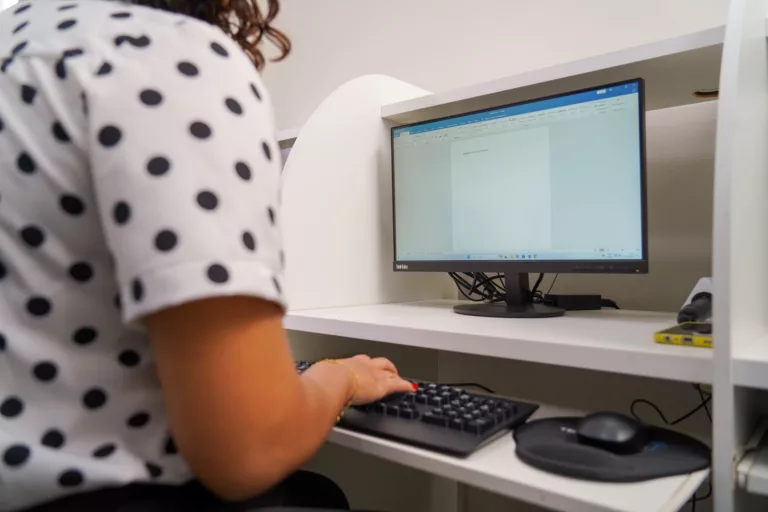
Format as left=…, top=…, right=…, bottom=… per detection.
left=453, top=303, right=565, bottom=318
left=452, top=273, right=565, bottom=318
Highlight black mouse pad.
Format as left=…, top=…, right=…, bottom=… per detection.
left=514, top=417, right=710, bottom=482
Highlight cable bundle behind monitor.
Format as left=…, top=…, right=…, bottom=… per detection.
left=450, top=273, right=619, bottom=311
left=448, top=273, right=506, bottom=302
left=448, top=273, right=551, bottom=303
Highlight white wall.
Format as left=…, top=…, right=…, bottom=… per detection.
left=262, top=0, right=727, bottom=130
left=0, top=0, right=17, bottom=11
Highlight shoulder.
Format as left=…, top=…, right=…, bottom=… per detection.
left=2, top=0, right=263, bottom=90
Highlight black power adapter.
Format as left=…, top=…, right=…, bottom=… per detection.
left=542, top=294, right=619, bottom=311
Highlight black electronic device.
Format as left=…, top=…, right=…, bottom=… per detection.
left=514, top=416, right=710, bottom=482
left=677, top=292, right=712, bottom=324
left=341, top=380, right=538, bottom=456
left=391, top=78, right=648, bottom=318
left=577, top=412, right=648, bottom=455
left=295, top=360, right=313, bottom=374
left=294, top=362, right=538, bottom=457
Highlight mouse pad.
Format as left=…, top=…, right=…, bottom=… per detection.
left=514, top=418, right=710, bottom=482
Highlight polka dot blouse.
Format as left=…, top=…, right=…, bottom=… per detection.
left=0, top=0, right=284, bottom=509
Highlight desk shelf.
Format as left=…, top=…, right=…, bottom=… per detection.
left=731, top=336, right=768, bottom=390
left=328, top=422, right=708, bottom=512
left=381, top=25, right=725, bottom=125
left=285, top=301, right=712, bottom=384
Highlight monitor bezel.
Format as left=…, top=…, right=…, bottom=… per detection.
left=390, top=77, right=648, bottom=274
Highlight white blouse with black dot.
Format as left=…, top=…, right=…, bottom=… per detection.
left=0, top=0, right=285, bottom=509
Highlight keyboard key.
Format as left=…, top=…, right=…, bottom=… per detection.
left=428, top=383, right=438, bottom=390
left=450, top=400, right=462, bottom=408
left=432, top=408, right=443, bottom=415
left=446, top=410, right=458, bottom=418
left=423, top=413, right=448, bottom=427
left=464, top=418, right=493, bottom=435
left=375, top=403, right=387, bottom=414
left=387, top=406, right=400, bottom=417
left=400, top=408, right=419, bottom=420
left=430, top=396, right=444, bottom=406
left=416, top=394, right=429, bottom=404
left=472, top=397, right=486, bottom=406
left=472, top=410, right=482, bottom=418
left=462, top=414, right=474, bottom=422
left=449, top=418, right=464, bottom=430
left=479, top=405, right=491, bottom=414
left=440, top=392, right=452, bottom=400
left=460, top=394, right=471, bottom=402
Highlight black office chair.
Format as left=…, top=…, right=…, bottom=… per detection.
left=23, top=472, right=358, bottom=512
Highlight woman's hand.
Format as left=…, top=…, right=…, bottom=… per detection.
left=334, top=355, right=416, bottom=405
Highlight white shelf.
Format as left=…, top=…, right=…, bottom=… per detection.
left=731, top=335, right=768, bottom=389
left=277, top=126, right=302, bottom=148
left=328, top=424, right=709, bottom=512
left=285, top=301, right=713, bottom=383
left=382, top=25, right=725, bottom=125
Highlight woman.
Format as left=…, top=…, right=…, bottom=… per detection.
left=0, top=0, right=415, bottom=510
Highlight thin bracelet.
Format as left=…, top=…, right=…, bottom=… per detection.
left=318, top=359, right=359, bottom=423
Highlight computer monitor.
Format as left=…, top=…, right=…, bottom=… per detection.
left=391, top=78, right=647, bottom=318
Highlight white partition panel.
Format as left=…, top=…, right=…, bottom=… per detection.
left=712, top=0, right=768, bottom=510
left=282, top=75, right=451, bottom=311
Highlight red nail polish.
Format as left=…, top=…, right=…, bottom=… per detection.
left=412, top=383, right=418, bottom=390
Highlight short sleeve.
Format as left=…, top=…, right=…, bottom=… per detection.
left=85, top=18, right=284, bottom=323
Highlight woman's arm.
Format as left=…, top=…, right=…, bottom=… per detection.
left=146, top=295, right=413, bottom=500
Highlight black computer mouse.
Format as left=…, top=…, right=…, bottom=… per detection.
left=576, top=412, right=648, bottom=455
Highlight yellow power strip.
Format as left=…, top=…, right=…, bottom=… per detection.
left=654, top=322, right=712, bottom=349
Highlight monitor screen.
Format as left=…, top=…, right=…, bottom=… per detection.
left=392, top=79, right=646, bottom=271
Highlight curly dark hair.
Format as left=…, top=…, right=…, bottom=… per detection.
left=133, top=0, right=290, bottom=70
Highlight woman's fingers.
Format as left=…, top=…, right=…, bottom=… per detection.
left=388, top=375, right=417, bottom=394
left=370, top=357, right=398, bottom=374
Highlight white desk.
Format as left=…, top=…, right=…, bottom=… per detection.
left=328, top=428, right=708, bottom=512
left=287, top=301, right=711, bottom=511
left=286, top=301, right=712, bottom=384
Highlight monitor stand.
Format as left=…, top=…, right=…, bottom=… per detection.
left=453, top=273, right=565, bottom=318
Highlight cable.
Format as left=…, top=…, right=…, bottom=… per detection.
left=449, top=272, right=506, bottom=303
left=696, top=385, right=712, bottom=421
left=629, top=399, right=669, bottom=424
left=689, top=480, right=712, bottom=510
left=669, top=395, right=711, bottom=425
left=629, top=394, right=711, bottom=426
left=441, top=382, right=496, bottom=394
left=531, top=273, right=544, bottom=296
left=629, top=388, right=712, bottom=510
left=546, top=274, right=559, bottom=295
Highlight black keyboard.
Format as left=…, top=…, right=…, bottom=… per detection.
left=295, top=360, right=313, bottom=374
left=294, top=361, right=538, bottom=457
